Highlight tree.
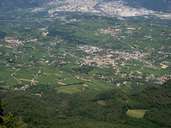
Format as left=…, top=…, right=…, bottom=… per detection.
left=0, top=100, right=27, bottom=128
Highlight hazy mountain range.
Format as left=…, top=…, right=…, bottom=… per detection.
left=0, top=0, right=171, bottom=12
left=0, top=0, right=171, bottom=19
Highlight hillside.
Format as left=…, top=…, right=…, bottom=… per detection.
left=123, top=0, right=171, bottom=12
left=0, top=0, right=171, bottom=128
left=0, top=0, right=44, bottom=10
left=0, top=0, right=171, bottom=12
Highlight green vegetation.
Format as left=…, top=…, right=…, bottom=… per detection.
left=0, top=101, right=27, bottom=128
left=0, top=5, right=171, bottom=128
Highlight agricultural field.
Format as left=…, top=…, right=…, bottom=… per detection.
left=0, top=0, right=171, bottom=128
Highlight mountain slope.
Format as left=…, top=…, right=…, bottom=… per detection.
left=0, top=0, right=170, bottom=12
left=0, top=0, right=45, bottom=10
left=123, top=0, right=171, bottom=12
left=46, top=0, right=171, bottom=18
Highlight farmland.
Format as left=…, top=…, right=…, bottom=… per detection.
left=0, top=1, right=171, bottom=128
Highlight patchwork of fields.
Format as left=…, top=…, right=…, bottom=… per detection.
left=0, top=2, right=171, bottom=128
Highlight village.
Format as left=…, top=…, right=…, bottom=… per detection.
left=98, top=27, right=121, bottom=38
left=78, top=44, right=171, bottom=85
left=79, top=45, right=145, bottom=68
left=46, top=0, right=171, bottom=19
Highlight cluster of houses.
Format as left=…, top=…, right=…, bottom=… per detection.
left=79, top=45, right=145, bottom=68
left=99, top=27, right=121, bottom=38
left=79, top=44, right=171, bottom=86
left=4, top=36, right=23, bottom=48
left=47, top=0, right=168, bottom=18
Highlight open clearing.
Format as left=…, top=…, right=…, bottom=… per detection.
left=126, top=109, right=147, bottom=118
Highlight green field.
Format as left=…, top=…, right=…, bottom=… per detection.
left=0, top=5, right=171, bottom=128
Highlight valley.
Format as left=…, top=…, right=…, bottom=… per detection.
left=0, top=0, right=171, bottom=128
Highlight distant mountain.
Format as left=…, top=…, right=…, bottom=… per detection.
left=0, top=0, right=45, bottom=10
left=122, top=0, right=171, bottom=12
left=45, top=0, right=171, bottom=18
left=0, top=0, right=170, bottom=13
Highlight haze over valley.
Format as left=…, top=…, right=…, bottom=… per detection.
left=0, top=0, right=171, bottom=128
